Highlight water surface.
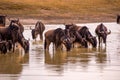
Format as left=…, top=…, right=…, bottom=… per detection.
left=0, top=22, right=120, bottom=80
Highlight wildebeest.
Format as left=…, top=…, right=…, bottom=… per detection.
left=78, top=26, right=97, bottom=48
left=44, top=28, right=72, bottom=51
left=117, top=15, right=120, bottom=24
left=95, top=23, right=111, bottom=46
left=65, top=24, right=96, bottom=48
left=31, top=21, right=45, bottom=40
left=0, top=20, right=29, bottom=53
left=7, top=18, right=24, bottom=33
left=65, top=24, right=87, bottom=48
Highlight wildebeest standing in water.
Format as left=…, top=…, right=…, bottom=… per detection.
left=65, top=24, right=88, bottom=48
left=78, top=26, right=97, bottom=48
left=65, top=24, right=97, bottom=48
left=10, top=19, right=24, bottom=33
left=44, top=28, right=72, bottom=51
left=95, top=23, right=111, bottom=46
left=0, top=20, right=29, bottom=53
left=9, top=19, right=30, bottom=53
left=117, top=15, right=120, bottom=24
left=31, top=21, right=45, bottom=40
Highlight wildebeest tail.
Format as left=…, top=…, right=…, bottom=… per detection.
left=44, top=39, right=47, bottom=50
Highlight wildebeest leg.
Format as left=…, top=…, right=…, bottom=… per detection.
left=44, top=39, right=50, bottom=51
left=105, top=41, right=107, bottom=47
left=13, top=43, right=15, bottom=52
left=40, top=33, right=43, bottom=40
left=98, top=36, right=101, bottom=46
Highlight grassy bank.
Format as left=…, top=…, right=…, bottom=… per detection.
left=0, top=0, right=120, bottom=24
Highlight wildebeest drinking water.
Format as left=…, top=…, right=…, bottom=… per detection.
left=65, top=24, right=88, bottom=48
left=65, top=23, right=97, bottom=48
left=31, top=21, right=45, bottom=40
left=95, top=23, right=111, bottom=46
left=44, top=28, right=72, bottom=51
left=0, top=20, right=29, bottom=53
left=78, top=26, right=97, bottom=48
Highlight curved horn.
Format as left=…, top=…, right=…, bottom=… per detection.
left=7, top=17, right=11, bottom=21
left=30, top=26, right=32, bottom=30
left=99, top=30, right=104, bottom=33
left=107, top=30, right=111, bottom=35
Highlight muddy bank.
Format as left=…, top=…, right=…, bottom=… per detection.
left=7, top=16, right=116, bottom=25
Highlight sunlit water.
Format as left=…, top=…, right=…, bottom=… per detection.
left=0, top=22, right=120, bottom=80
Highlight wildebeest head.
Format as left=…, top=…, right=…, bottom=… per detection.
left=10, top=19, right=24, bottom=33
left=54, top=28, right=72, bottom=51
left=23, top=39, right=29, bottom=53
left=9, top=21, right=19, bottom=31
left=0, top=41, right=8, bottom=54
left=31, top=29, right=39, bottom=39
left=61, top=36, right=72, bottom=51
left=86, top=31, right=97, bottom=48
left=19, top=38, right=30, bottom=53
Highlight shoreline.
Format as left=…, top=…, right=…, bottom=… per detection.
left=8, top=16, right=116, bottom=25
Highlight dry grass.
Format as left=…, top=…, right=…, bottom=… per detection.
left=0, top=0, right=120, bottom=23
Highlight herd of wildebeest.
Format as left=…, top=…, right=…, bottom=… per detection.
left=0, top=15, right=120, bottom=54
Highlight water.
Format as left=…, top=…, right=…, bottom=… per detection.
left=0, top=22, right=120, bottom=80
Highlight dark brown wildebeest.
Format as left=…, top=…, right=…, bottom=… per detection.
left=0, top=20, right=29, bottom=53
left=65, top=24, right=96, bottom=48
left=117, top=15, right=120, bottom=24
left=65, top=24, right=86, bottom=47
left=44, top=28, right=72, bottom=51
left=18, top=37, right=30, bottom=53
left=10, top=19, right=24, bottom=33
left=31, top=21, right=45, bottom=40
left=78, top=26, right=97, bottom=48
left=95, top=23, right=111, bottom=46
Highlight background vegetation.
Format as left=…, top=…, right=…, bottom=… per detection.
left=0, top=0, right=120, bottom=23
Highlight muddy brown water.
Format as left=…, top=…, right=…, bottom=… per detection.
left=0, top=22, right=120, bottom=80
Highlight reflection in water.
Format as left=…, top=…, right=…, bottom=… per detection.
left=45, top=50, right=67, bottom=65
left=45, top=47, right=107, bottom=71
left=96, top=47, right=107, bottom=63
left=0, top=49, right=29, bottom=74
left=45, top=50, right=67, bottom=75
